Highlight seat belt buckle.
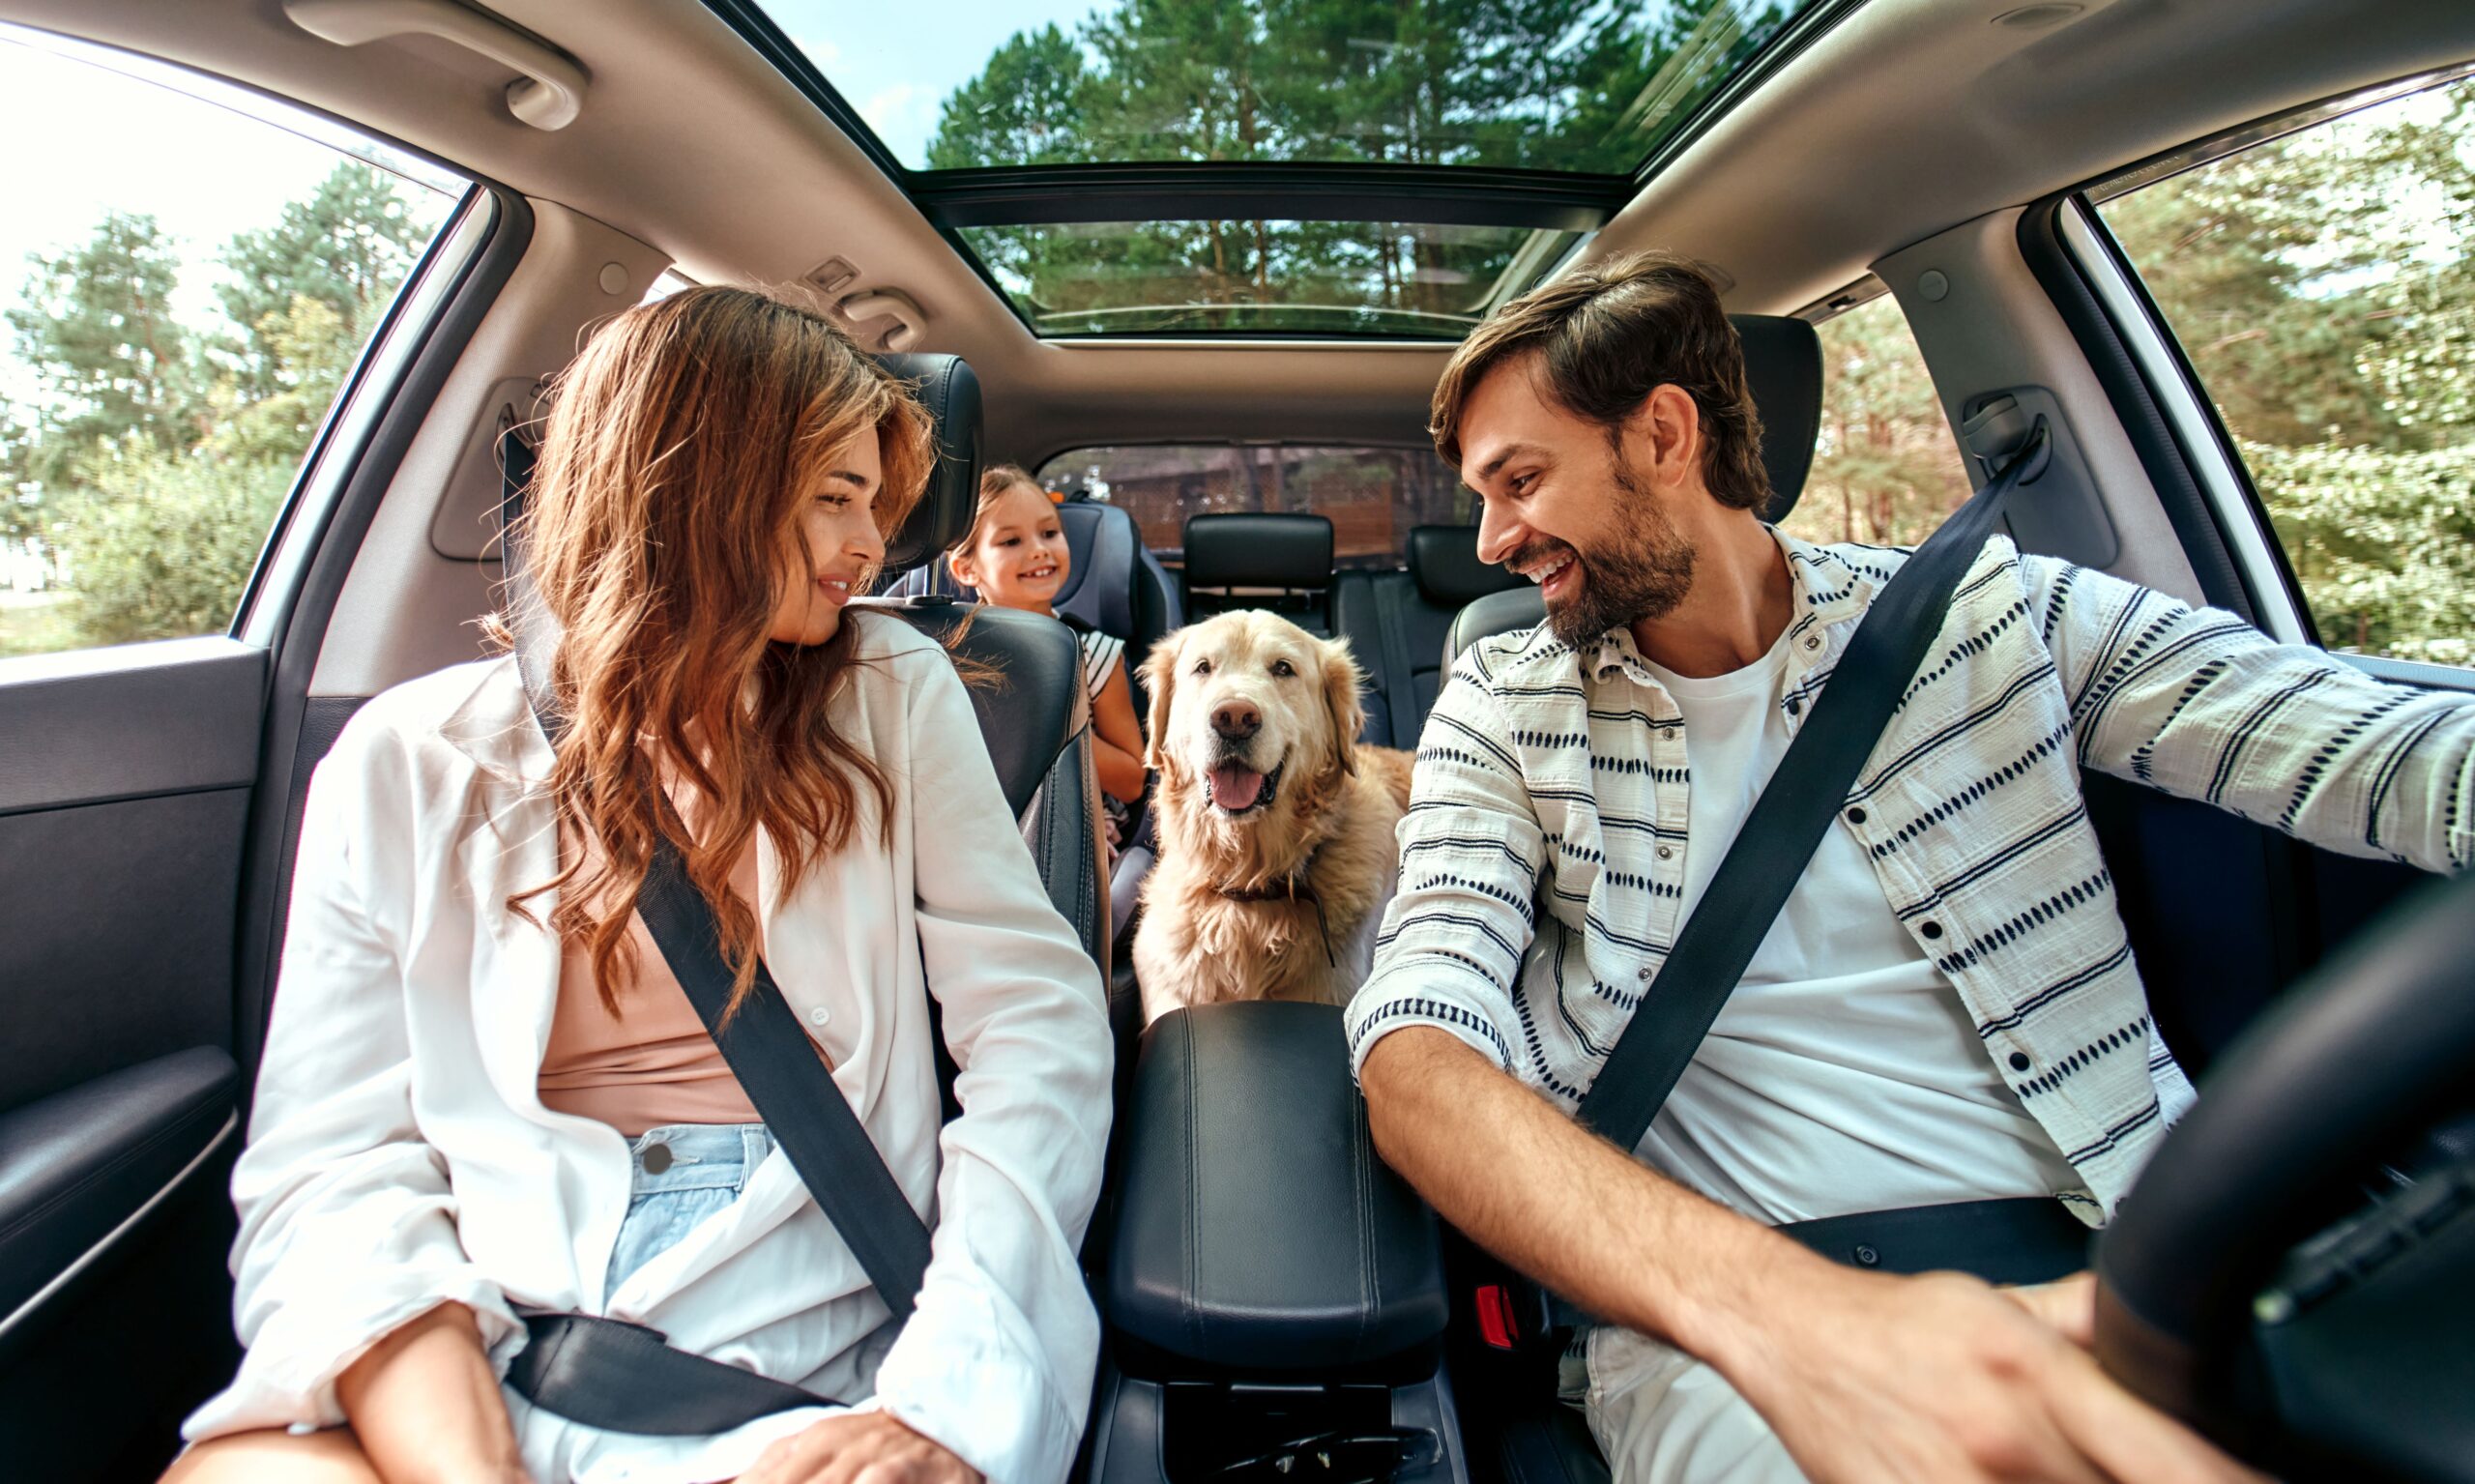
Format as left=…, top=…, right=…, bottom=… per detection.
left=1475, top=1284, right=1524, bottom=1350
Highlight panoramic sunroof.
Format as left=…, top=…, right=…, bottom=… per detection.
left=959, top=219, right=1589, bottom=336
left=750, top=0, right=1825, bottom=175
left=717, top=0, right=1837, bottom=335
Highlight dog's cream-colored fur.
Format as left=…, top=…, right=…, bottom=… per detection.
left=1132, top=611, right=1415, bottom=1025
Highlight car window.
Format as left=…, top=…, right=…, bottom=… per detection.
left=2093, top=74, right=2475, bottom=668
left=1774, top=286, right=1974, bottom=550
left=0, top=31, right=464, bottom=660
left=1037, top=444, right=1468, bottom=569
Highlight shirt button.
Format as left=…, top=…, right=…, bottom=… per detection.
left=1656, top=845, right=1674, bottom=860
left=2009, top=1051, right=2032, bottom=1072
left=1919, top=920, right=1943, bottom=940
left=807, top=1006, right=831, bottom=1027
left=1852, top=1244, right=1880, bottom=1266
left=1784, top=697, right=1802, bottom=717
left=1803, top=634, right=1822, bottom=651
left=1846, top=806, right=1867, bottom=826
left=1638, top=967, right=1653, bottom=981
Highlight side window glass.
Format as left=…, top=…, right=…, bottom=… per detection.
left=2095, top=77, right=2475, bottom=666
left=0, top=33, right=465, bottom=660
left=1775, top=285, right=1975, bottom=550
left=1037, top=445, right=1467, bottom=569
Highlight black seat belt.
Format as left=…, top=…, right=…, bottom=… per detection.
left=1523, top=422, right=2088, bottom=1332
left=1573, top=423, right=2046, bottom=1154
left=493, top=439, right=935, bottom=1436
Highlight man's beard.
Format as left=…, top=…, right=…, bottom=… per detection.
left=1509, top=457, right=1697, bottom=648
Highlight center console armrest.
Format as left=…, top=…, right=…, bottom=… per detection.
left=1107, top=1002, right=1448, bottom=1375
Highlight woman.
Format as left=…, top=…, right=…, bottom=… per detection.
left=167, top=288, right=1114, bottom=1484
left=944, top=468, right=1148, bottom=837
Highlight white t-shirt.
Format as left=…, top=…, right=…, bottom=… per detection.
left=1630, top=630, right=2076, bottom=1226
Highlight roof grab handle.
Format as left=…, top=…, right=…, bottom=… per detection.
left=284, top=0, right=588, bottom=131
left=838, top=290, right=927, bottom=353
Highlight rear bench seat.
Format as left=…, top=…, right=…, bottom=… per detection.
left=1335, top=525, right=1525, bottom=748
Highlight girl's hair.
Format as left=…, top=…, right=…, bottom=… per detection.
left=948, top=462, right=1045, bottom=564
left=504, top=285, right=936, bottom=1016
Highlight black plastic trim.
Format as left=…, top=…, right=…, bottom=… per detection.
left=2014, top=196, right=2258, bottom=622
left=233, top=187, right=535, bottom=1086
left=915, top=163, right=1621, bottom=231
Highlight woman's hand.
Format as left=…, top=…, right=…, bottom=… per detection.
left=738, top=1412, right=981, bottom=1484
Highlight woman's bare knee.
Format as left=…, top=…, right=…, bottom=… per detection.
left=161, top=1427, right=381, bottom=1483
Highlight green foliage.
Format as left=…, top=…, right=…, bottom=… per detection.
left=1780, top=294, right=1971, bottom=549
left=5, top=211, right=207, bottom=491
left=44, top=441, right=291, bottom=647
left=4, top=160, right=439, bottom=654
left=2103, top=82, right=2475, bottom=661
left=926, top=0, right=1808, bottom=331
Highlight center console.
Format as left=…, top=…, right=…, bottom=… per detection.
left=1083, top=1002, right=1467, bottom=1484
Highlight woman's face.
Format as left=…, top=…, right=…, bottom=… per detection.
left=769, top=427, right=888, bottom=647
left=953, top=481, right=1070, bottom=612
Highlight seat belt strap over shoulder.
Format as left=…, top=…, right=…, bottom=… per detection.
left=1575, top=422, right=2049, bottom=1157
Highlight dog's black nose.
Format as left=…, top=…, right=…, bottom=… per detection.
left=1210, top=701, right=1261, bottom=741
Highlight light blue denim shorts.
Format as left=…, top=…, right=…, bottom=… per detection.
left=606, top=1121, right=772, bottom=1292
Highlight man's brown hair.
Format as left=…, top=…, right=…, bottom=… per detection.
left=1430, top=250, right=1770, bottom=512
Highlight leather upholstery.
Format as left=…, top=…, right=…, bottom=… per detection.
left=0, top=1046, right=237, bottom=1322
left=1181, top=512, right=1334, bottom=592
left=869, top=601, right=1078, bottom=824
left=1107, top=1003, right=1448, bottom=1376
left=1408, top=524, right=1524, bottom=608
left=1732, top=313, right=1822, bottom=525
left=1181, top=513, right=1338, bottom=634
left=1337, top=527, right=1527, bottom=745
left=876, top=353, right=982, bottom=573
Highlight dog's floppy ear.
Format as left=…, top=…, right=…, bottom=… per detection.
left=1319, top=634, right=1366, bottom=778
left=1138, top=628, right=1184, bottom=774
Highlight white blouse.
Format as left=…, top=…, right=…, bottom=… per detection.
left=184, top=613, right=1116, bottom=1484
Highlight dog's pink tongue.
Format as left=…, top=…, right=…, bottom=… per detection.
left=1209, top=766, right=1266, bottom=811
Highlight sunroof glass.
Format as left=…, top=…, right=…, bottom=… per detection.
left=757, top=0, right=1825, bottom=176
left=958, top=219, right=1587, bottom=336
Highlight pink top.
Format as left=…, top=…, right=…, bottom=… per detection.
left=538, top=827, right=791, bottom=1136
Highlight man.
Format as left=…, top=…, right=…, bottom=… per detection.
left=1347, top=251, right=2472, bottom=1484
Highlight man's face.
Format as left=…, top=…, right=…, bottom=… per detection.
left=1458, top=355, right=1698, bottom=647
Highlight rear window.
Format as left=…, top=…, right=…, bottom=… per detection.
left=1037, top=445, right=1468, bottom=568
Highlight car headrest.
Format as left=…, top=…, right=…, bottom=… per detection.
left=1728, top=313, right=1822, bottom=524
left=1182, top=512, right=1332, bottom=591
left=877, top=353, right=981, bottom=574
left=1408, top=525, right=1525, bottom=607
left=1443, top=587, right=1547, bottom=670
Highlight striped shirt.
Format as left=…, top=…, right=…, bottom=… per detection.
left=1346, top=530, right=2475, bottom=1219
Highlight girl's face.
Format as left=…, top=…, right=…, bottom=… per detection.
left=769, top=428, right=887, bottom=647
left=954, top=481, right=1070, bottom=611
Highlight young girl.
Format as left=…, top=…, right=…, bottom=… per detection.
left=946, top=468, right=1149, bottom=820
left=167, top=289, right=1113, bottom=1484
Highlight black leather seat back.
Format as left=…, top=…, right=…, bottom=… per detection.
left=1337, top=525, right=1527, bottom=746
left=1181, top=512, right=1336, bottom=635
left=875, top=353, right=982, bottom=569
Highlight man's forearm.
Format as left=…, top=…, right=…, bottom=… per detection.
left=1359, top=1025, right=1829, bottom=1371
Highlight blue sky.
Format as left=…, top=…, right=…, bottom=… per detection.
left=759, top=0, right=1104, bottom=167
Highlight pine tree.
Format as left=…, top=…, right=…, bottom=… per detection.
left=218, top=161, right=430, bottom=398
left=5, top=211, right=205, bottom=491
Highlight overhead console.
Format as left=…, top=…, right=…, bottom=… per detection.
left=1087, top=1003, right=1465, bottom=1484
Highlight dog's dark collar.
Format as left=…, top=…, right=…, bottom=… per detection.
left=1213, top=861, right=1337, bottom=968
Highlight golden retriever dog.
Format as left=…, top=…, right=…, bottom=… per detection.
left=1133, top=610, right=1415, bottom=1024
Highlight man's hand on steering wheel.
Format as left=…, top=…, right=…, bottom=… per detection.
left=1717, top=1261, right=2266, bottom=1484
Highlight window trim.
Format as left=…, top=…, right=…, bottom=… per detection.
left=2053, top=199, right=2312, bottom=647
left=236, top=187, right=495, bottom=649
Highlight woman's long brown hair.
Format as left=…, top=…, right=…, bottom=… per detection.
left=504, top=286, right=934, bottom=1016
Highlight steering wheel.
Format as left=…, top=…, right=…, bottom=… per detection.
left=2092, top=868, right=2475, bottom=1481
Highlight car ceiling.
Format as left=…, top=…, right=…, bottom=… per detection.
left=9, top=0, right=2472, bottom=467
